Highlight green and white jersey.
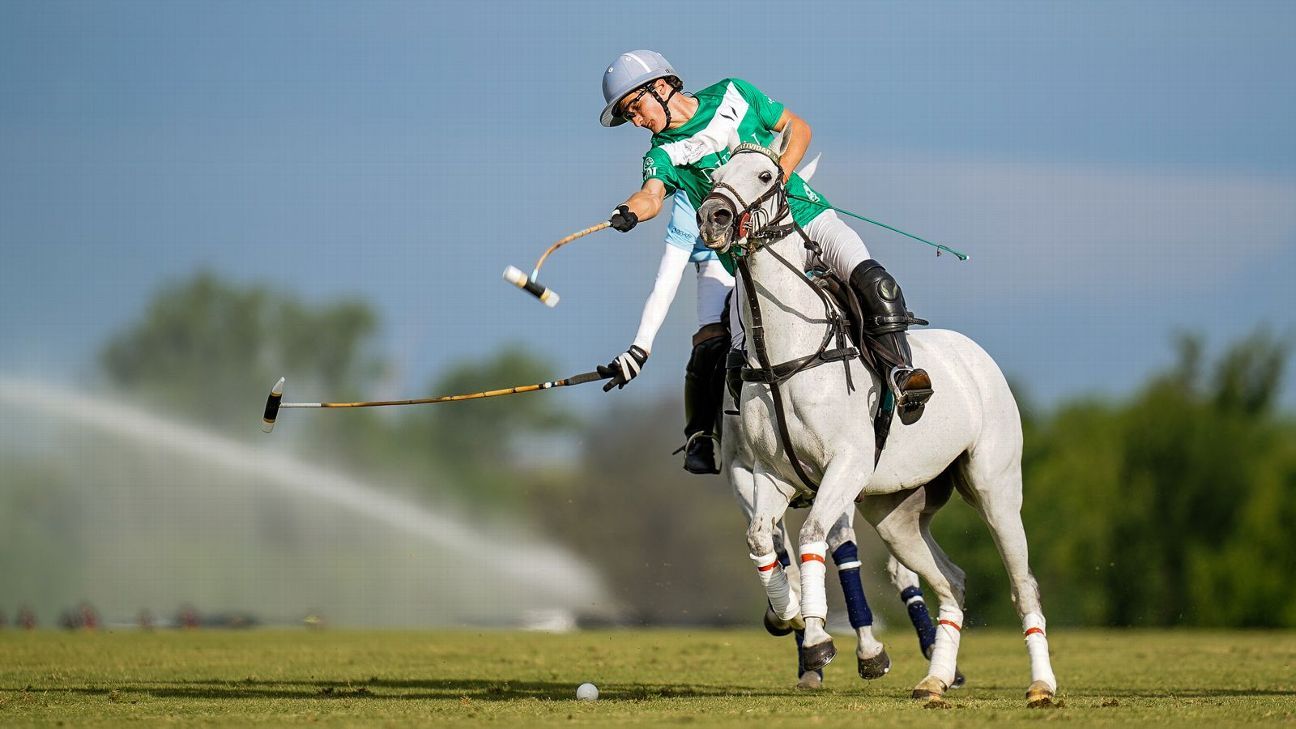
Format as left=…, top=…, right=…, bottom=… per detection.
left=641, top=78, right=830, bottom=232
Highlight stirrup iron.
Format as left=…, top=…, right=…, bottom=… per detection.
left=671, top=430, right=718, bottom=456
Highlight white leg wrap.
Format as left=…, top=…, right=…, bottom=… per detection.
left=1023, top=612, right=1057, bottom=690
left=798, top=541, right=829, bottom=621
left=929, top=606, right=963, bottom=687
left=750, top=553, right=799, bottom=621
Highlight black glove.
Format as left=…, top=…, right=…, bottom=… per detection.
left=609, top=204, right=639, bottom=232
left=597, top=345, right=649, bottom=391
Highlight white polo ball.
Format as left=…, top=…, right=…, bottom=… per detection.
left=576, top=682, right=599, bottom=701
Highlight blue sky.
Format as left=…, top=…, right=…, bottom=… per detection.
left=2, top=0, right=1294, bottom=410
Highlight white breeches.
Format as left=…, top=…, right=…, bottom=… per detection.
left=696, top=259, right=733, bottom=328
left=803, top=210, right=871, bottom=278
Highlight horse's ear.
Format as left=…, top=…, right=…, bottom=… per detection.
left=771, top=127, right=793, bottom=159
left=797, top=153, right=821, bottom=182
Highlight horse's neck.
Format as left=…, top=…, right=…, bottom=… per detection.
left=741, top=232, right=830, bottom=366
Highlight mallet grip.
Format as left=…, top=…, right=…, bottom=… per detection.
left=562, top=371, right=606, bottom=386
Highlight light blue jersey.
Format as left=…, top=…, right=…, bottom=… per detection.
left=664, top=189, right=719, bottom=263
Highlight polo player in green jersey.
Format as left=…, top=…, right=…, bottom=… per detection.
left=595, top=50, right=933, bottom=474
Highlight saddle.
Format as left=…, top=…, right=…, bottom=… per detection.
left=803, top=267, right=879, bottom=375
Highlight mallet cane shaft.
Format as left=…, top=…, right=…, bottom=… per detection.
left=262, top=370, right=608, bottom=433
left=503, top=221, right=611, bottom=307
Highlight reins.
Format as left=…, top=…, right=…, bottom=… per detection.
left=785, top=193, right=971, bottom=261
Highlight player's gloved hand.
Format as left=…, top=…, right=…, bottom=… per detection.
left=597, top=345, right=649, bottom=391
left=609, top=204, right=639, bottom=232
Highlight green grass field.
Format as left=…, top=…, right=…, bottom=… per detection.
left=2, top=628, right=1293, bottom=727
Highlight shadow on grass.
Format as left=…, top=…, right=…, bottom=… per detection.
left=931, top=681, right=1296, bottom=700
left=1074, top=688, right=1296, bottom=699
left=3, top=678, right=793, bottom=702
left=6, top=678, right=1293, bottom=703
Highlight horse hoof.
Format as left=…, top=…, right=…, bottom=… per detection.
left=763, top=606, right=793, bottom=637
left=911, top=675, right=948, bottom=701
left=796, top=670, right=823, bottom=690
left=857, top=647, right=891, bottom=680
left=1026, top=680, right=1056, bottom=708
left=762, top=607, right=804, bottom=636
left=799, top=639, right=837, bottom=671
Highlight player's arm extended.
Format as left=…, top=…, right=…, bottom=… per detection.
left=632, top=243, right=691, bottom=353
left=619, top=178, right=668, bottom=223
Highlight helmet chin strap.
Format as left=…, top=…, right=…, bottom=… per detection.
left=648, top=84, right=679, bottom=130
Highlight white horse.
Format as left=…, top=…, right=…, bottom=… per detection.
left=699, top=133, right=1058, bottom=706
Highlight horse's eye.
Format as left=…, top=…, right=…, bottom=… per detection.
left=759, top=171, right=774, bottom=183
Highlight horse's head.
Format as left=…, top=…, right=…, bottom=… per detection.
left=698, top=129, right=793, bottom=254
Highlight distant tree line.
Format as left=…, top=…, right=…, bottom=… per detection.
left=941, top=331, right=1296, bottom=628
left=97, top=272, right=1296, bottom=627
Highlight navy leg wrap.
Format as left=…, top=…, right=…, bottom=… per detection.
left=776, top=548, right=792, bottom=569
left=832, top=542, right=874, bottom=629
left=901, top=586, right=936, bottom=654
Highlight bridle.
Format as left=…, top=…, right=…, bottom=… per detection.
left=708, top=144, right=796, bottom=244
left=707, top=145, right=861, bottom=495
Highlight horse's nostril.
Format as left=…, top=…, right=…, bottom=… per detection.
left=713, top=209, right=732, bottom=225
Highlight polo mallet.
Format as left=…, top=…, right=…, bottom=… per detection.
left=261, top=370, right=609, bottom=433
left=503, top=221, right=611, bottom=308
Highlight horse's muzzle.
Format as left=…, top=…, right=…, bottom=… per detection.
left=697, top=197, right=735, bottom=253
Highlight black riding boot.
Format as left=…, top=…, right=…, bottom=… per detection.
left=682, top=333, right=728, bottom=474
left=848, top=260, right=934, bottom=424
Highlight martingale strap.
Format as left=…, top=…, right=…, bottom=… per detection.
left=735, top=235, right=862, bottom=495
left=726, top=147, right=872, bottom=494
left=738, top=254, right=822, bottom=495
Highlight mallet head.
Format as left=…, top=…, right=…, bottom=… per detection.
left=262, top=377, right=285, bottom=433
left=503, top=265, right=560, bottom=308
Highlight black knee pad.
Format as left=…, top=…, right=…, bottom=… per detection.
left=848, top=260, right=917, bottom=336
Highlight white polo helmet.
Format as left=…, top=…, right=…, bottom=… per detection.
left=600, top=50, right=679, bottom=127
